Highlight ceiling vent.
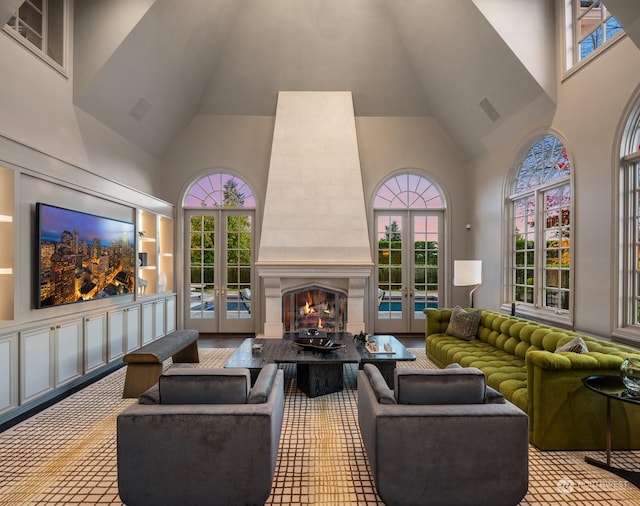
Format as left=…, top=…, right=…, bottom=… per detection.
left=479, top=97, right=500, bottom=122
left=129, top=97, right=151, bottom=122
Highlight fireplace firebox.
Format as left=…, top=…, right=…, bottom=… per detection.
left=283, top=286, right=346, bottom=333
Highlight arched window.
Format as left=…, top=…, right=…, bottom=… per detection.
left=507, top=134, right=572, bottom=322
left=618, top=98, right=640, bottom=337
left=373, top=172, right=445, bottom=334
left=184, top=172, right=255, bottom=208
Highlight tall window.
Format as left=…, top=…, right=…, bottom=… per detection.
left=565, top=0, right=623, bottom=71
left=508, top=135, right=573, bottom=321
left=4, top=0, right=66, bottom=69
left=619, top=99, right=640, bottom=336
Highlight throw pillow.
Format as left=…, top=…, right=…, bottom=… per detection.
left=554, top=336, right=588, bottom=354
left=446, top=305, right=482, bottom=341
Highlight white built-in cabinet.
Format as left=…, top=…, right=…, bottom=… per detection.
left=55, top=319, right=83, bottom=386
left=21, top=326, right=55, bottom=403
left=84, top=314, right=107, bottom=373
left=165, top=295, right=176, bottom=333
left=0, top=332, right=18, bottom=415
left=20, top=319, right=84, bottom=403
left=12, top=293, right=175, bottom=416
left=0, top=185, right=177, bottom=426
left=109, top=304, right=141, bottom=358
left=142, top=298, right=166, bottom=344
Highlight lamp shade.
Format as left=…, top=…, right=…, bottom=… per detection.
left=453, top=260, right=482, bottom=286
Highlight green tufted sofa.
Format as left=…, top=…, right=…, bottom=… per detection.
left=425, top=308, right=640, bottom=450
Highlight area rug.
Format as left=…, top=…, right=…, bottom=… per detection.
left=0, top=348, right=639, bottom=505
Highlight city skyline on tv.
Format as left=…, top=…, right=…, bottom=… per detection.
left=36, top=203, right=136, bottom=308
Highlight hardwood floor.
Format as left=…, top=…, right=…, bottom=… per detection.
left=198, top=333, right=425, bottom=349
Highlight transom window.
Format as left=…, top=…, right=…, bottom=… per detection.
left=508, top=135, right=572, bottom=321
left=5, top=0, right=66, bottom=69
left=565, top=1, right=623, bottom=71
left=373, top=173, right=444, bottom=209
left=184, top=172, right=255, bottom=208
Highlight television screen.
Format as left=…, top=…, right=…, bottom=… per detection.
left=36, top=203, right=136, bottom=308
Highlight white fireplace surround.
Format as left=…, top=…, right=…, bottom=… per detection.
left=257, top=263, right=372, bottom=337
left=257, top=92, right=373, bottom=337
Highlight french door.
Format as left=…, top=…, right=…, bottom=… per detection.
left=184, top=209, right=254, bottom=333
left=374, top=210, right=443, bottom=334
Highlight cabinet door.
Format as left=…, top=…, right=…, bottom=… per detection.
left=84, top=314, right=107, bottom=373
left=0, top=333, right=18, bottom=415
left=154, top=299, right=165, bottom=339
left=165, top=295, right=176, bottom=333
left=141, top=302, right=154, bottom=344
left=55, top=319, right=83, bottom=386
left=125, top=305, right=141, bottom=352
left=21, top=326, right=54, bottom=402
left=108, top=310, right=125, bottom=362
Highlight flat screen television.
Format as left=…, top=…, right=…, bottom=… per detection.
left=36, top=203, right=136, bottom=309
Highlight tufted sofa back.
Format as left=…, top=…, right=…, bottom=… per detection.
left=426, top=308, right=640, bottom=359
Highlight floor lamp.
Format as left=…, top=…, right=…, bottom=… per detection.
left=453, top=260, right=482, bottom=308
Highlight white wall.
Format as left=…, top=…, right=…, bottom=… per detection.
left=470, top=37, right=640, bottom=337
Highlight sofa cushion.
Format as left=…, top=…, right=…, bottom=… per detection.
left=394, top=367, right=487, bottom=405
left=363, top=364, right=397, bottom=404
left=159, top=368, right=251, bottom=404
left=247, top=364, right=278, bottom=404
left=555, top=336, right=588, bottom=354
left=446, top=306, right=482, bottom=341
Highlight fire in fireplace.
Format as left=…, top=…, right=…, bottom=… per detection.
left=283, top=286, right=346, bottom=333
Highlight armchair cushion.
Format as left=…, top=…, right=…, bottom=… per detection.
left=363, top=364, right=397, bottom=404
left=394, top=367, right=487, bottom=405
left=159, top=368, right=251, bottom=404
left=446, top=305, right=482, bottom=341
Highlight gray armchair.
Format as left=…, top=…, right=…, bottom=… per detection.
left=117, top=364, right=284, bottom=506
left=358, top=364, right=529, bottom=506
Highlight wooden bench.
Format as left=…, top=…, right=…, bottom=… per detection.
left=122, top=329, right=199, bottom=398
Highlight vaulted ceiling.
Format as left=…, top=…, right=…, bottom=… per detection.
left=31, top=1, right=640, bottom=159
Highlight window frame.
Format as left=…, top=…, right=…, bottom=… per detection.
left=3, top=0, right=69, bottom=76
left=504, top=134, right=574, bottom=327
left=563, top=0, right=625, bottom=77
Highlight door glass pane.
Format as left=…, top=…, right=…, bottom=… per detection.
left=413, top=215, right=439, bottom=318
left=225, top=214, right=252, bottom=320
left=377, top=215, right=403, bottom=320
left=189, top=215, right=215, bottom=319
